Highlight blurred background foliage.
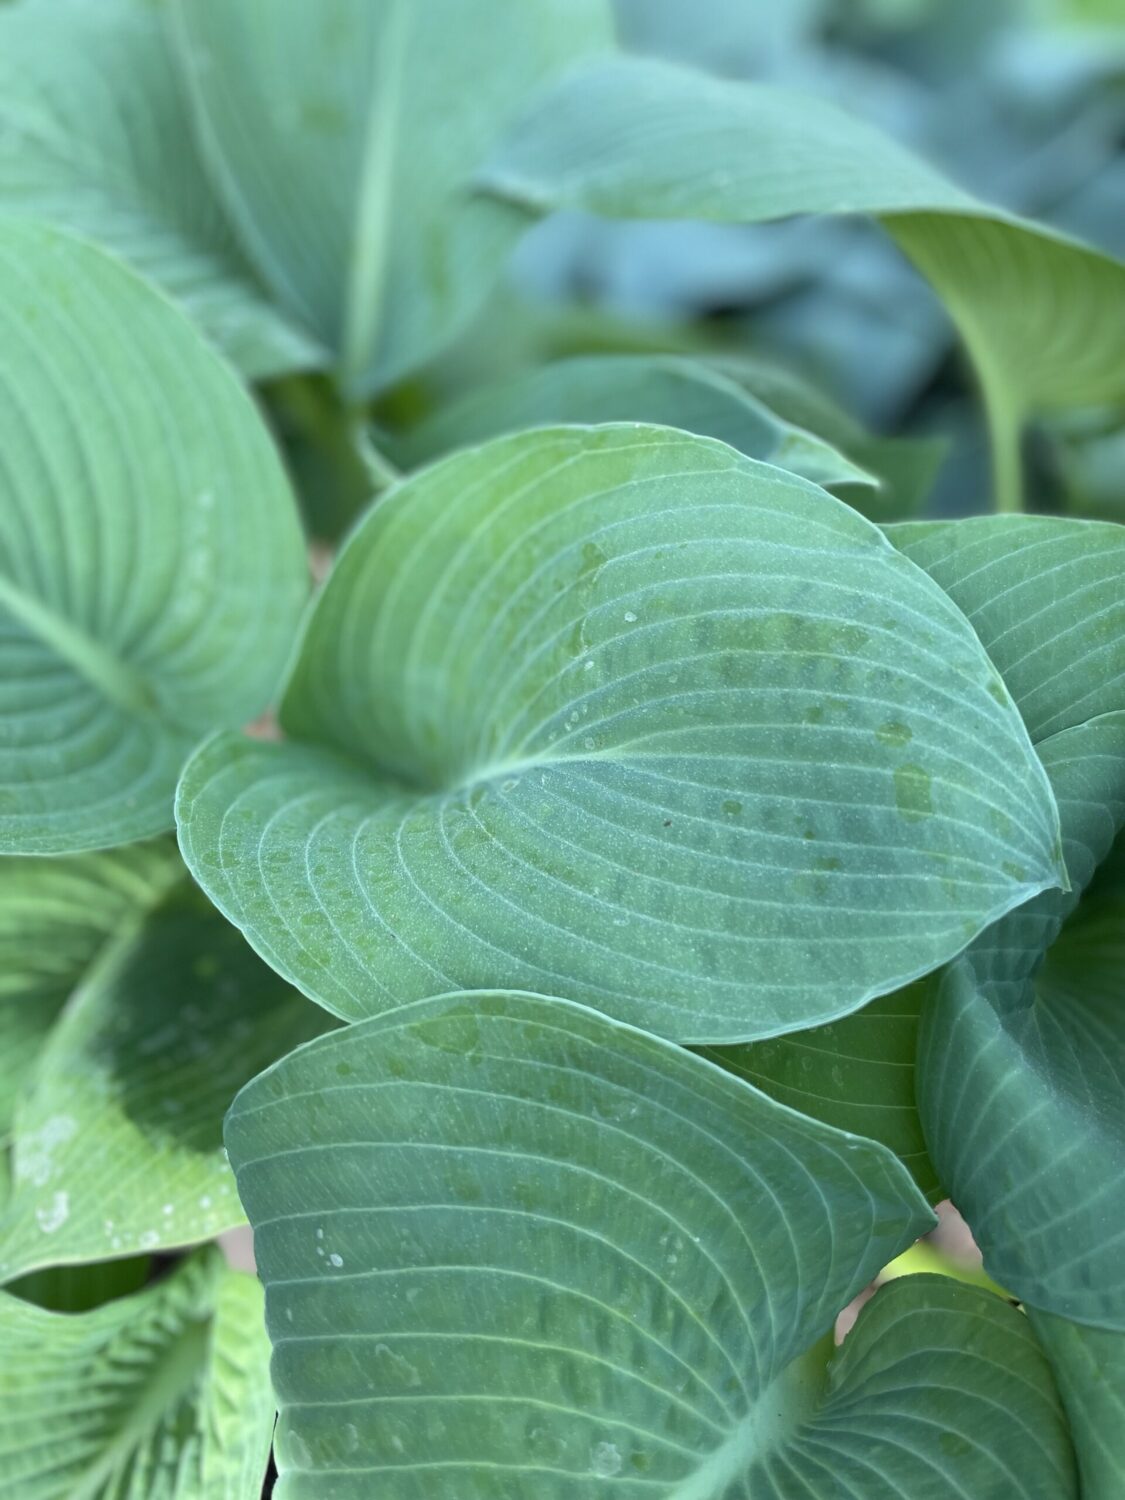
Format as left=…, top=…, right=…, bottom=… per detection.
left=364, top=0, right=1124, bottom=526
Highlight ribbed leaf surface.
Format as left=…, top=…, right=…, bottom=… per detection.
left=0, top=0, right=323, bottom=378
left=0, top=1249, right=273, bottom=1499
left=225, top=993, right=1075, bottom=1499
left=0, top=220, right=308, bottom=853
left=178, top=425, right=1064, bottom=1042
left=918, top=714, right=1125, bottom=1327
left=0, top=841, right=181, bottom=1135
left=0, top=882, right=329, bottom=1283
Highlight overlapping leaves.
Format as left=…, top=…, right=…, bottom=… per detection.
left=171, top=0, right=613, bottom=396
left=0, top=861, right=329, bottom=1283
left=178, top=424, right=1065, bottom=1042
left=0, top=0, right=323, bottom=378
left=0, top=1248, right=274, bottom=1499
left=479, top=55, right=1125, bottom=507
left=224, top=991, right=1075, bottom=1498
left=0, top=220, right=308, bottom=854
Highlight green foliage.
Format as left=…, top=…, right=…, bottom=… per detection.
left=178, top=425, right=1064, bottom=1042
left=225, top=993, right=1073, bottom=1499
left=478, top=54, right=1125, bottom=510
left=0, top=0, right=1121, bottom=1494
left=0, top=1248, right=274, bottom=1498
left=170, top=0, right=613, bottom=396
left=0, top=220, right=308, bottom=854
left=0, top=0, right=323, bottom=379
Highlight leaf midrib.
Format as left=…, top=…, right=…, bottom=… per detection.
left=340, top=0, right=409, bottom=392
left=671, top=1332, right=833, bottom=1498
left=66, top=1308, right=210, bottom=1500
left=0, top=570, right=160, bottom=719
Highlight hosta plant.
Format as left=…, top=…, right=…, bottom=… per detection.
left=0, top=2, right=1122, bottom=1498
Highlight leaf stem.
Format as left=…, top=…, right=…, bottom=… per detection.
left=980, top=367, right=1024, bottom=514
left=352, top=421, right=403, bottom=494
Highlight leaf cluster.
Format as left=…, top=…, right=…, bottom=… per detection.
left=0, top=2, right=1121, bottom=1497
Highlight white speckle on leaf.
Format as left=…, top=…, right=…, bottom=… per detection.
left=162, top=1204, right=174, bottom=1216
left=18, top=1115, right=77, bottom=1186
left=591, top=1441, right=623, bottom=1477
left=139, top=1230, right=160, bottom=1249
left=36, top=1191, right=69, bottom=1234
left=328, top=1252, right=344, bottom=1268
left=623, top=611, right=637, bottom=623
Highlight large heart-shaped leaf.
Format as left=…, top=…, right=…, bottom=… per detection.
left=918, top=712, right=1125, bottom=1327
left=0, top=219, right=309, bottom=854
left=177, top=424, right=1065, bottom=1043
left=392, top=354, right=877, bottom=492
left=0, top=0, right=324, bottom=380
left=171, top=0, right=613, bottom=397
left=0, top=1248, right=274, bottom=1499
left=0, top=840, right=181, bottom=1137
left=0, top=878, right=330, bottom=1283
left=478, top=54, right=1125, bottom=509
left=225, top=990, right=1077, bottom=1499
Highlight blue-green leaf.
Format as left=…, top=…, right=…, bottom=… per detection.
left=0, top=220, right=308, bottom=853
left=178, top=424, right=1064, bottom=1043
left=225, top=992, right=1074, bottom=1499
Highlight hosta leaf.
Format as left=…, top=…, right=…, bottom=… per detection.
left=886, top=516, right=1125, bottom=743
left=0, top=882, right=329, bottom=1283
left=171, top=0, right=613, bottom=397
left=0, top=0, right=323, bottom=380
left=1028, top=1311, right=1125, bottom=1500
left=705, top=357, right=948, bottom=522
left=700, top=982, right=940, bottom=1201
left=918, top=712, right=1125, bottom=1326
left=177, top=424, right=1065, bottom=1043
left=0, top=220, right=308, bottom=854
left=0, top=840, right=181, bottom=1136
left=224, top=991, right=1075, bottom=1499
left=391, top=355, right=878, bottom=491
left=0, top=1248, right=274, bottom=1499
left=737, top=517, right=1125, bottom=1196
left=479, top=55, right=1125, bottom=506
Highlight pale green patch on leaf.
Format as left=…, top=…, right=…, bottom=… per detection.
left=478, top=54, right=1125, bottom=510
left=0, top=220, right=309, bottom=854
left=0, top=1248, right=274, bottom=1499
left=1029, top=1311, right=1125, bottom=1500
left=0, top=840, right=182, bottom=1136
left=0, top=0, right=324, bottom=379
left=225, top=992, right=1075, bottom=1499
left=0, top=881, right=330, bottom=1283
left=391, top=354, right=878, bottom=492
left=171, top=0, right=613, bottom=397
left=177, top=424, right=1064, bottom=1043
left=918, top=713, right=1125, bottom=1327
